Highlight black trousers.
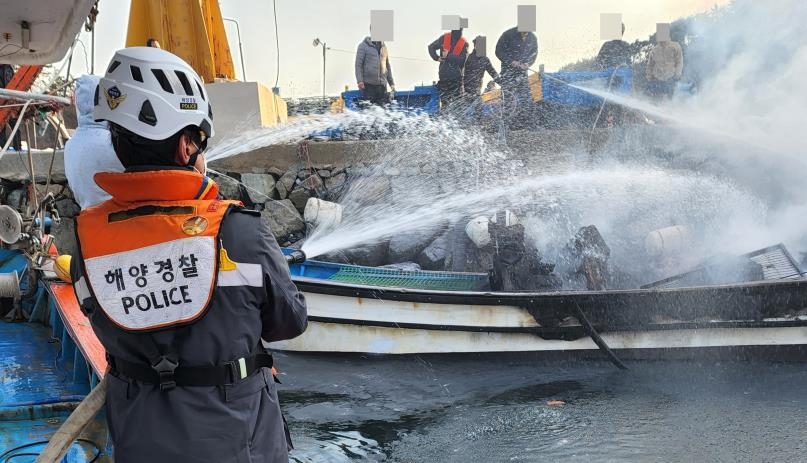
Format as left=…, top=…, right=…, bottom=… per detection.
left=438, top=80, right=462, bottom=112
left=360, top=84, right=389, bottom=106
left=500, top=74, right=534, bottom=129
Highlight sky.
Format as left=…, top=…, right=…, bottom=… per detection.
left=68, top=0, right=730, bottom=98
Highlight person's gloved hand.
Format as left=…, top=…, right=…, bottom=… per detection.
left=484, top=81, right=497, bottom=92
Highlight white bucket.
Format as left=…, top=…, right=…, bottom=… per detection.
left=645, top=225, right=690, bottom=258
left=465, top=216, right=491, bottom=248
left=304, top=198, right=343, bottom=230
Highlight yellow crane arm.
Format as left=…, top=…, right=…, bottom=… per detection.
left=126, top=0, right=235, bottom=83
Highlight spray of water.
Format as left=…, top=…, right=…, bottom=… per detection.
left=302, top=167, right=763, bottom=265
left=208, top=0, right=807, bottom=281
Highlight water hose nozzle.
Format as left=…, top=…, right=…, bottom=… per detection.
left=285, top=250, right=306, bottom=265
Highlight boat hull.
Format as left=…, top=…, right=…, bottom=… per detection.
left=268, top=277, right=807, bottom=355
left=269, top=319, right=807, bottom=354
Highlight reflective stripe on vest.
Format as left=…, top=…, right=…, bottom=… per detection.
left=441, top=33, right=466, bottom=56
left=77, top=191, right=241, bottom=331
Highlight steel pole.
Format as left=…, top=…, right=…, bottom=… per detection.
left=224, top=18, right=247, bottom=81
left=322, top=43, right=326, bottom=98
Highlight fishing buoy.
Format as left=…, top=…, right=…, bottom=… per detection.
left=645, top=225, right=690, bottom=258
left=304, top=198, right=343, bottom=230
left=465, top=216, right=491, bottom=248
left=54, top=255, right=72, bottom=283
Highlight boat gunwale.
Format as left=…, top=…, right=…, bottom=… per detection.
left=291, top=275, right=807, bottom=305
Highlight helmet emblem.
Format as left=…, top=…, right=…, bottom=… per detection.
left=181, top=216, right=208, bottom=235
left=104, top=85, right=127, bottom=110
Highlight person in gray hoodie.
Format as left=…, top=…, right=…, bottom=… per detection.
left=355, top=34, right=395, bottom=105
left=64, top=75, right=124, bottom=209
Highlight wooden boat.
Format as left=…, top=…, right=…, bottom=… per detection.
left=267, top=249, right=807, bottom=355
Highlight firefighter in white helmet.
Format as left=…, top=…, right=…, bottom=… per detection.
left=71, top=47, right=307, bottom=463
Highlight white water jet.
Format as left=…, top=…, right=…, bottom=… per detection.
left=301, top=167, right=764, bottom=264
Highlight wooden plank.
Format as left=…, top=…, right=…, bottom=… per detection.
left=47, top=282, right=107, bottom=378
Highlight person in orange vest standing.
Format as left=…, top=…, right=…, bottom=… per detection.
left=428, top=24, right=468, bottom=112
left=71, top=46, right=307, bottom=462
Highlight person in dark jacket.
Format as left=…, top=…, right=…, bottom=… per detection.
left=428, top=28, right=468, bottom=111
left=355, top=35, right=395, bottom=105
left=592, top=23, right=631, bottom=128
left=72, top=47, right=307, bottom=463
left=595, top=23, right=631, bottom=70
left=495, top=27, right=537, bottom=87
left=495, top=27, right=538, bottom=127
left=464, top=36, right=498, bottom=96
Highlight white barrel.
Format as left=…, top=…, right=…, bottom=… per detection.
left=465, top=216, right=491, bottom=248
left=304, top=198, right=343, bottom=230
left=645, top=225, right=690, bottom=257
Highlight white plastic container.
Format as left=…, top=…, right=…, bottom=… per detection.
left=490, top=209, right=520, bottom=226
left=645, top=225, right=690, bottom=258
left=304, top=198, right=343, bottom=230
left=465, top=216, right=491, bottom=248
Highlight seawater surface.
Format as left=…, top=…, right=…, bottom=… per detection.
left=278, top=353, right=807, bottom=462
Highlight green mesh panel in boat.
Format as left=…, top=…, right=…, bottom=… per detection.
left=329, top=266, right=490, bottom=291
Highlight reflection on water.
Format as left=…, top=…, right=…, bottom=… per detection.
left=279, top=352, right=807, bottom=462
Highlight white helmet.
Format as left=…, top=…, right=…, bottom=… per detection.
left=94, top=47, right=213, bottom=141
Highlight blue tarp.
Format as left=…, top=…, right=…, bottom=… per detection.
left=541, top=68, right=633, bottom=107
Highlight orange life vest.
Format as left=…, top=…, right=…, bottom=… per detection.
left=75, top=170, right=242, bottom=332
left=442, top=32, right=467, bottom=56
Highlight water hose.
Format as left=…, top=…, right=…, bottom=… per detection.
left=34, top=376, right=108, bottom=463
left=573, top=302, right=628, bottom=370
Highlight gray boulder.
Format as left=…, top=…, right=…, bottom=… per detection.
left=288, top=188, right=312, bottom=211
left=52, top=218, right=77, bottom=257
left=388, top=227, right=443, bottom=263
left=279, top=171, right=297, bottom=192
left=241, top=173, right=276, bottom=203
left=266, top=166, right=284, bottom=178
left=417, top=231, right=451, bottom=270
left=261, top=199, right=305, bottom=242
left=214, top=173, right=243, bottom=200
left=6, top=189, right=27, bottom=211
left=325, top=172, right=347, bottom=190
left=301, top=174, right=325, bottom=195
left=54, top=198, right=80, bottom=219
left=274, top=181, right=288, bottom=199
left=343, top=240, right=389, bottom=267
